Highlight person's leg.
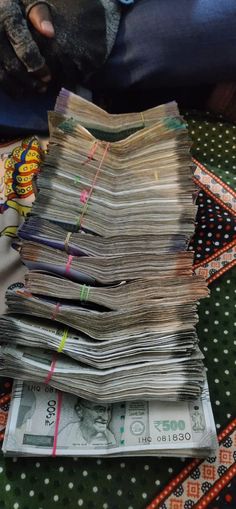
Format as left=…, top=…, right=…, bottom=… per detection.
left=92, top=0, right=236, bottom=90
left=0, top=89, right=56, bottom=135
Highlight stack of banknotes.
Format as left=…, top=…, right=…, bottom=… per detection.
left=2, top=380, right=217, bottom=458
left=0, top=89, right=217, bottom=456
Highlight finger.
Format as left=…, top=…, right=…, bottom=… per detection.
left=3, top=2, right=50, bottom=77
left=0, top=32, right=44, bottom=95
left=28, top=3, right=55, bottom=38
left=3, top=31, right=51, bottom=86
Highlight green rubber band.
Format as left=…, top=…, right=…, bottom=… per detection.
left=80, top=285, right=85, bottom=301
left=80, top=285, right=90, bottom=302
left=84, top=286, right=90, bottom=301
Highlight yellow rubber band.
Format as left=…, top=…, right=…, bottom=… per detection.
left=64, top=232, right=72, bottom=252
left=57, top=329, right=69, bottom=353
left=140, top=112, right=145, bottom=127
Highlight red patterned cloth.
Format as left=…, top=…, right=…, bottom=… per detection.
left=146, top=419, right=236, bottom=509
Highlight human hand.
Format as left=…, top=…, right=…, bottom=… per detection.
left=0, top=0, right=54, bottom=94
left=1, top=0, right=120, bottom=95
left=22, top=0, right=112, bottom=87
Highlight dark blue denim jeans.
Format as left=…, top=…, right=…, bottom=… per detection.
left=1, top=0, right=236, bottom=131
left=94, top=0, right=236, bottom=89
left=0, top=90, right=56, bottom=134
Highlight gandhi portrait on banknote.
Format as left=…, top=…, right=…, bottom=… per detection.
left=58, top=399, right=117, bottom=446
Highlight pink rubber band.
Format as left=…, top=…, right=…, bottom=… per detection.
left=65, top=255, right=74, bottom=274
left=80, top=190, right=89, bottom=204
left=82, top=141, right=99, bottom=166
left=52, top=391, right=63, bottom=457
left=45, top=354, right=57, bottom=384
left=51, top=302, right=61, bottom=320
left=79, top=142, right=110, bottom=229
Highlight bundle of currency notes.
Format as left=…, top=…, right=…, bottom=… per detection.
left=1, top=90, right=209, bottom=404
left=0, top=315, right=199, bottom=368
left=54, top=88, right=179, bottom=136
left=0, top=342, right=205, bottom=401
left=3, top=380, right=217, bottom=457
left=32, top=119, right=196, bottom=234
